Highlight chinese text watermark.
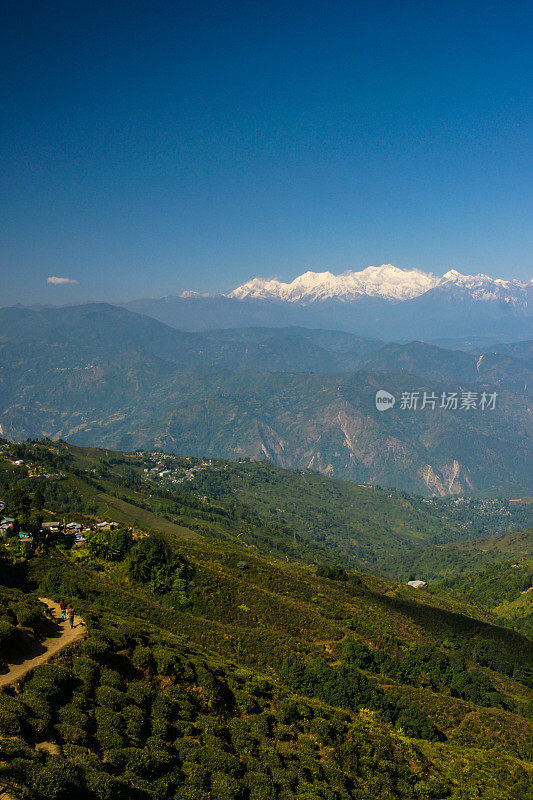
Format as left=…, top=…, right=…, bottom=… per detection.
left=375, top=390, right=497, bottom=412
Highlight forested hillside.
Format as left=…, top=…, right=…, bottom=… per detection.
left=184, top=459, right=533, bottom=566
left=2, top=440, right=531, bottom=568
left=0, top=440, right=532, bottom=799
left=379, top=527, right=532, bottom=578
left=438, top=558, right=533, bottom=638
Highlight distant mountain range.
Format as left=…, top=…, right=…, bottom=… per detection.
left=0, top=303, right=531, bottom=496
left=228, top=264, right=532, bottom=305
left=125, top=265, right=532, bottom=340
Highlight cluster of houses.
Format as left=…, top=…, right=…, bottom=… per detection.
left=0, top=511, right=120, bottom=550
left=41, top=520, right=89, bottom=548
left=143, top=457, right=215, bottom=485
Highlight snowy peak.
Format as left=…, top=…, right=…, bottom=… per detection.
left=351, top=264, right=439, bottom=299
left=433, top=269, right=531, bottom=305
left=229, top=264, right=439, bottom=303
left=228, top=265, right=531, bottom=307
left=179, top=290, right=215, bottom=299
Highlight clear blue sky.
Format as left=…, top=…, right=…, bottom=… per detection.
left=1, top=0, right=531, bottom=305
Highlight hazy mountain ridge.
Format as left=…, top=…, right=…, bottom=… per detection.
left=124, top=267, right=532, bottom=339
left=0, top=304, right=531, bottom=496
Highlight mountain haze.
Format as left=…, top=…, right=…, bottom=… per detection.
left=125, top=265, right=532, bottom=339
left=0, top=304, right=531, bottom=496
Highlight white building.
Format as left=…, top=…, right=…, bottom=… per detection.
left=407, top=579, right=428, bottom=590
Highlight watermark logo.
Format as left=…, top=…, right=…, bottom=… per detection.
left=375, top=389, right=498, bottom=411
left=375, top=389, right=396, bottom=411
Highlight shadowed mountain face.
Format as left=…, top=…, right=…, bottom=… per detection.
left=0, top=304, right=531, bottom=496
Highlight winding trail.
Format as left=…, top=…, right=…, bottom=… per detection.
left=0, top=599, right=85, bottom=688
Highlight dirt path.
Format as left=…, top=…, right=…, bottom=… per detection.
left=0, top=599, right=85, bottom=688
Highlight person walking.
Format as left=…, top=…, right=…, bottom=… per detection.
left=60, top=600, right=67, bottom=621
left=67, top=605, right=75, bottom=629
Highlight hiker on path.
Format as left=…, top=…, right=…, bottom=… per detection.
left=67, top=606, right=75, bottom=628
left=60, top=600, right=67, bottom=621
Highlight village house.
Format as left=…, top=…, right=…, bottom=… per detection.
left=66, top=522, right=83, bottom=533
left=0, top=518, right=15, bottom=536
left=407, top=579, right=428, bottom=590
left=41, top=521, right=61, bottom=534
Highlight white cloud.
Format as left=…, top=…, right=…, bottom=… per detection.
left=47, top=276, right=79, bottom=285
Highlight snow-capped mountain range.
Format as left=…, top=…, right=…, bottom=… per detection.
left=126, top=264, right=530, bottom=340
left=227, top=264, right=532, bottom=306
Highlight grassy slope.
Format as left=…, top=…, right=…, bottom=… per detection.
left=29, top=537, right=533, bottom=748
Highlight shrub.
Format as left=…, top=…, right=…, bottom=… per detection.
left=84, top=768, right=125, bottom=800
left=316, top=566, right=348, bottom=581
left=276, top=699, right=299, bottom=724
left=234, top=689, right=259, bottom=714
left=181, top=760, right=209, bottom=789
left=0, top=707, right=21, bottom=735
left=342, top=638, right=374, bottom=669
left=309, top=717, right=338, bottom=744
left=199, top=740, right=240, bottom=776
left=81, top=637, right=111, bottom=661
left=12, top=601, right=43, bottom=629
left=72, top=656, right=99, bottom=689
left=152, top=645, right=177, bottom=675
left=94, top=708, right=125, bottom=750
left=0, top=618, right=15, bottom=648
left=30, top=756, right=82, bottom=800
left=123, top=703, right=146, bottom=745
left=95, top=684, right=127, bottom=710
left=125, top=679, right=154, bottom=707
left=54, top=723, right=89, bottom=746
left=227, top=718, right=252, bottom=752
left=250, top=713, right=274, bottom=739
left=210, top=771, right=246, bottom=800
left=244, top=771, right=277, bottom=800
left=25, top=663, right=71, bottom=702
left=393, top=701, right=442, bottom=741
left=99, top=667, right=124, bottom=689
left=123, top=746, right=175, bottom=779
left=21, top=690, right=53, bottom=736
left=57, top=703, right=88, bottom=729
left=131, top=644, right=153, bottom=671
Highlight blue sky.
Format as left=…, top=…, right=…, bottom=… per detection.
left=1, top=0, right=531, bottom=305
